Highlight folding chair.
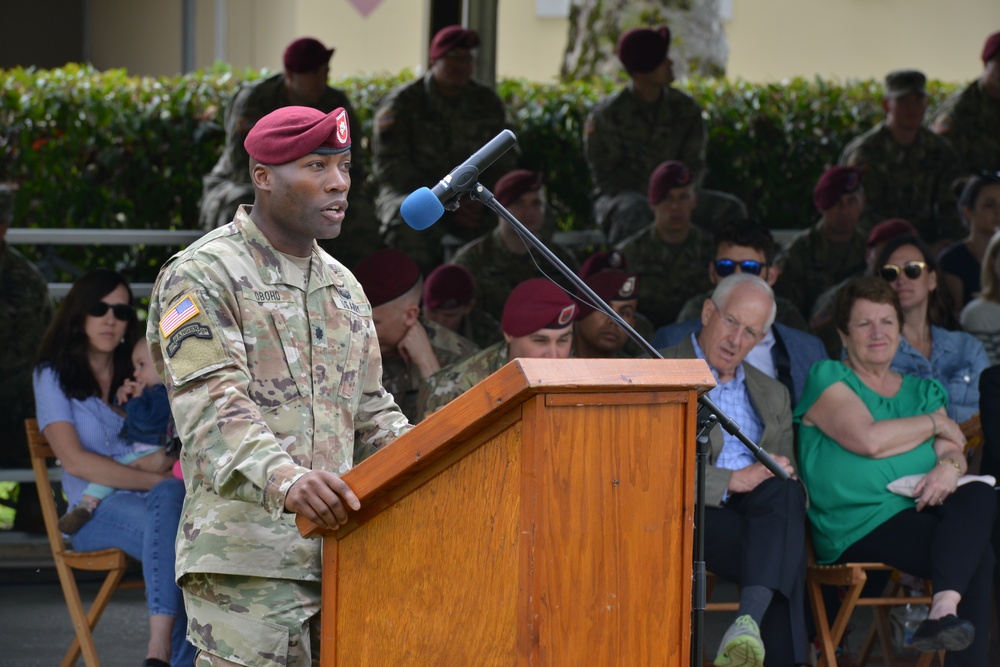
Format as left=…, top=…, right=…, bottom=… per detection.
left=25, top=418, right=140, bottom=667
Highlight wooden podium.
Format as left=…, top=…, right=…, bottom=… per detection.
left=298, top=358, right=714, bottom=666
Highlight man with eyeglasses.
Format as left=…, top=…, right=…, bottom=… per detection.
left=840, top=69, right=964, bottom=247
left=774, top=166, right=869, bottom=322
left=660, top=273, right=809, bottom=667
left=373, top=25, right=517, bottom=272
left=615, top=160, right=714, bottom=329
left=653, top=219, right=826, bottom=404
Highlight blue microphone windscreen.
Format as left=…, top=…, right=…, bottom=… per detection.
left=401, top=187, right=444, bottom=230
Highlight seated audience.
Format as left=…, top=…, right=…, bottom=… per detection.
left=577, top=249, right=655, bottom=354
left=960, top=230, right=1000, bottom=364
left=573, top=266, right=639, bottom=359
left=974, top=365, right=1000, bottom=636
left=416, top=278, right=575, bottom=420
left=353, top=248, right=478, bottom=423
left=422, top=263, right=501, bottom=349
left=875, top=235, right=988, bottom=423
left=33, top=269, right=193, bottom=666
left=660, top=273, right=808, bottom=667
left=795, top=276, right=993, bottom=662
left=615, top=160, right=714, bottom=328
left=938, top=171, right=1000, bottom=315
left=775, top=166, right=868, bottom=322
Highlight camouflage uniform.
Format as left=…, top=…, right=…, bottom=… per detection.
left=614, top=224, right=714, bottom=329
left=416, top=341, right=509, bottom=421
left=839, top=122, right=964, bottom=244
left=0, top=242, right=51, bottom=468
left=451, top=226, right=579, bottom=322
left=199, top=74, right=380, bottom=267
left=676, top=288, right=810, bottom=332
left=584, top=84, right=707, bottom=243
left=148, top=207, right=410, bottom=667
left=933, top=79, right=1000, bottom=175
left=380, top=318, right=479, bottom=423
left=372, top=72, right=516, bottom=271
left=774, top=222, right=867, bottom=321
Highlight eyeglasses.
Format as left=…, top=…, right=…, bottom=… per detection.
left=88, top=301, right=134, bottom=321
left=879, top=261, right=927, bottom=282
left=714, top=259, right=767, bottom=277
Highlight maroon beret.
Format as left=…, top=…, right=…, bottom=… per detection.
left=423, top=263, right=474, bottom=310
left=617, top=27, right=671, bottom=74
left=576, top=270, right=639, bottom=318
left=813, top=166, right=863, bottom=212
left=501, top=279, right=577, bottom=337
left=429, top=25, right=480, bottom=61
left=578, top=250, right=628, bottom=279
left=353, top=249, right=421, bottom=307
left=494, top=169, right=544, bottom=207
left=648, top=160, right=693, bottom=206
left=866, top=218, right=917, bottom=248
left=283, top=37, right=335, bottom=73
left=245, top=106, right=351, bottom=164
left=983, top=31, right=1000, bottom=64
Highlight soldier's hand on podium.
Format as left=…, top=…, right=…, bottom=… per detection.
left=285, top=470, right=361, bottom=530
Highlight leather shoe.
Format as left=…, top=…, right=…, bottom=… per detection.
left=911, top=614, right=974, bottom=652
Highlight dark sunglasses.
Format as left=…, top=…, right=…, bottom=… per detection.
left=88, top=301, right=135, bottom=321
left=714, top=259, right=766, bottom=277
left=879, top=261, right=927, bottom=282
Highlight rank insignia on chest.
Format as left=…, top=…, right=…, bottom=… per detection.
left=160, top=295, right=200, bottom=337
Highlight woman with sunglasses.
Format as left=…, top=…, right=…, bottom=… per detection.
left=875, top=234, right=988, bottom=423
left=960, top=230, right=1000, bottom=365
left=33, top=269, right=194, bottom=667
left=938, top=172, right=1000, bottom=316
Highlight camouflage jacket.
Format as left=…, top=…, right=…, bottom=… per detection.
left=584, top=84, right=707, bottom=197
left=371, top=71, right=516, bottom=225
left=416, top=341, right=509, bottom=421
left=451, top=226, right=579, bottom=322
left=933, top=79, right=1000, bottom=175
left=774, top=221, right=867, bottom=321
left=380, top=319, right=479, bottom=423
left=839, top=122, right=964, bottom=244
left=148, top=207, right=411, bottom=581
left=614, top=224, right=715, bottom=329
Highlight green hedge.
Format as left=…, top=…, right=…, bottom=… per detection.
left=0, top=64, right=960, bottom=284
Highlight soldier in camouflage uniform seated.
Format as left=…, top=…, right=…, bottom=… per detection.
left=416, top=278, right=576, bottom=421
left=149, top=106, right=412, bottom=667
left=353, top=248, right=479, bottom=423
left=451, top=169, right=579, bottom=321
left=373, top=25, right=517, bottom=272
left=572, top=265, right=640, bottom=359
left=933, top=31, right=1000, bottom=176
left=422, top=263, right=502, bottom=349
left=840, top=69, right=964, bottom=247
left=774, top=166, right=868, bottom=322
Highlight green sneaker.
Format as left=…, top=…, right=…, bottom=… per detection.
left=714, top=614, right=765, bottom=667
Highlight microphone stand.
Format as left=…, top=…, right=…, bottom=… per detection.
left=455, top=182, right=790, bottom=667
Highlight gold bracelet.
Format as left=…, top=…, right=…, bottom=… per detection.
left=937, top=458, right=963, bottom=474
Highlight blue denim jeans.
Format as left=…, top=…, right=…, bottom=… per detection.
left=71, top=478, right=196, bottom=667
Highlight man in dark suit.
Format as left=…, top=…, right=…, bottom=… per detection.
left=660, top=273, right=808, bottom=667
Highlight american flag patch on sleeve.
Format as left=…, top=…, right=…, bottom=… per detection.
left=159, top=296, right=200, bottom=337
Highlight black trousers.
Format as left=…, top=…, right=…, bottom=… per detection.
left=705, top=477, right=809, bottom=667
left=838, top=481, right=995, bottom=667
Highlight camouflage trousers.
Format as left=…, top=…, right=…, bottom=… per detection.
left=183, top=572, right=322, bottom=667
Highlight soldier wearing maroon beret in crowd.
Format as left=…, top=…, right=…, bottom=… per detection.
left=198, top=37, right=381, bottom=268
left=353, top=248, right=479, bottom=424
left=933, top=31, right=1000, bottom=176
left=572, top=267, right=640, bottom=359
left=774, top=166, right=869, bottom=321
left=373, top=25, right=517, bottom=272
left=149, top=106, right=412, bottom=667
left=422, top=263, right=502, bottom=349
left=614, top=160, right=714, bottom=328
left=451, top=169, right=579, bottom=321
left=416, top=278, right=576, bottom=420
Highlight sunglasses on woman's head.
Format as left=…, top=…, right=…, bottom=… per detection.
left=88, top=301, right=134, bottom=321
left=878, top=261, right=927, bottom=282
left=713, top=259, right=766, bottom=277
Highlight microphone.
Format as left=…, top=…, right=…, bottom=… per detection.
left=400, top=129, right=517, bottom=230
